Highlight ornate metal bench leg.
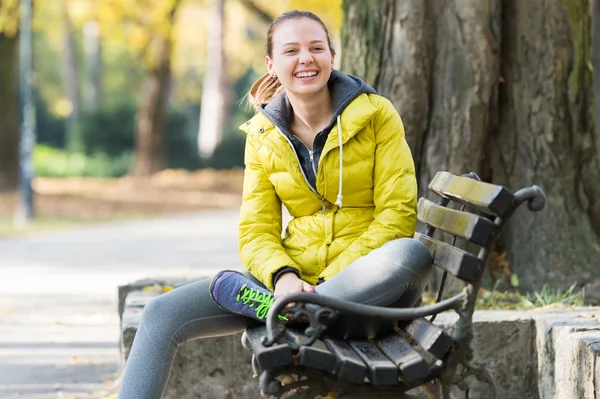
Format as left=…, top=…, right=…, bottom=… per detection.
left=419, top=380, right=441, bottom=399
left=241, top=330, right=251, bottom=350
left=251, top=354, right=259, bottom=378
left=441, top=383, right=451, bottom=399
left=465, top=363, right=497, bottom=399
left=260, top=370, right=283, bottom=398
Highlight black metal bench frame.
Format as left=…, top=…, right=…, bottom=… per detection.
left=242, top=171, right=546, bottom=399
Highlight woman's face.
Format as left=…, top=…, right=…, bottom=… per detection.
left=266, top=18, right=335, bottom=98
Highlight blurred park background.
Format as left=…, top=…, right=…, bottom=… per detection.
left=1, top=0, right=600, bottom=299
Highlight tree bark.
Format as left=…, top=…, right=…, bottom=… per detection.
left=129, top=2, right=180, bottom=177
left=342, top=0, right=600, bottom=291
left=0, top=32, right=19, bottom=193
left=493, top=0, right=600, bottom=290
left=197, top=0, right=228, bottom=158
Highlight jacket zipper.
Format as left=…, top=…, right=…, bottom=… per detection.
left=309, top=150, right=327, bottom=216
left=276, top=128, right=327, bottom=215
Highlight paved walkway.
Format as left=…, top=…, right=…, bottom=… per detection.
left=0, top=210, right=243, bottom=398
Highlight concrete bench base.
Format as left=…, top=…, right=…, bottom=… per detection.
left=119, top=279, right=600, bottom=399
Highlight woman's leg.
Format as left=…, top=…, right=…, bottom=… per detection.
left=315, top=237, right=433, bottom=307
left=118, top=273, right=259, bottom=399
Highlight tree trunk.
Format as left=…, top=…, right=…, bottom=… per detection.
left=62, top=0, right=81, bottom=152
left=342, top=0, right=600, bottom=291
left=493, top=0, right=600, bottom=290
left=129, top=2, right=180, bottom=177
left=0, top=32, right=19, bottom=193
left=197, top=0, right=228, bottom=158
left=82, top=19, right=102, bottom=112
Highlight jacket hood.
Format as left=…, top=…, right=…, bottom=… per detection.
left=240, top=71, right=377, bottom=209
left=257, top=70, right=376, bottom=135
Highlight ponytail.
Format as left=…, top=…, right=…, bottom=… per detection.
left=248, top=72, right=284, bottom=111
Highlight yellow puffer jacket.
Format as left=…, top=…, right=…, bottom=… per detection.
left=238, top=93, right=417, bottom=290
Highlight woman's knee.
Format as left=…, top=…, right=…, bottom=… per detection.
left=380, top=237, right=433, bottom=281
left=138, top=292, right=183, bottom=338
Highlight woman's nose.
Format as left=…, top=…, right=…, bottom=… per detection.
left=298, top=50, right=314, bottom=64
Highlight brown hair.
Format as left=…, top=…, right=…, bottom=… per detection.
left=248, top=10, right=336, bottom=110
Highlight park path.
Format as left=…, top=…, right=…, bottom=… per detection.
left=0, top=209, right=245, bottom=398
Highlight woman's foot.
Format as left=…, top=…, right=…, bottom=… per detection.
left=209, top=270, right=287, bottom=322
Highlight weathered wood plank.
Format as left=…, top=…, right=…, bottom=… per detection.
left=298, top=339, right=337, bottom=373
left=348, top=340, right=398, bottom=386
left=417, top=197, right=495, bottom=246
left=428, top=171, right=514, bottom=218
left=323, top=337, right=367, bottom=384
left=414, top=232, right=481, bottom=281
left=245, top=326, right=293, bottom=370
left=399, top=318, right=454, bottom=359
left=375, top=332, right=430, bottom=384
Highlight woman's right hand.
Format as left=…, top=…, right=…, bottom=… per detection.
left=274, top=272, right=314, bottom=300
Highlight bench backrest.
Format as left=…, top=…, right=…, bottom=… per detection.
left=415, top=171, right=518, bottom=316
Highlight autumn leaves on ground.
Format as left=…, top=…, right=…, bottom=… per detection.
left=0, top=169, right=244, bottom=237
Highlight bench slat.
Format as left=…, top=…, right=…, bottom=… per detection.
left=428, top=171, right=514, bottom=218
left=375, top=331, right=430, bottom=384
left=417, top=198, right=495, bottom=246
left=399, top=318, right=454, bottom=360
left=245, top=326, right=293, bottom=370
left=348, top=340, right=398, bottom=386
left=323, top=337, right=367, bottom=384
left=414, top=232, right=481, bottom=282
left=298, top=339, right=337, bottom=373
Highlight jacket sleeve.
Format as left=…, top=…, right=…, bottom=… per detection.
left=238, top=134, right=301, bottom=291
left=318, top=97, right=418, bottom=281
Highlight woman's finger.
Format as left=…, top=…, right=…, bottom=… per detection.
left=303, top=282, right=315, bottom=292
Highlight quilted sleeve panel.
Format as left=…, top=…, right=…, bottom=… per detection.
left=238, top=134, right=301, bottom=291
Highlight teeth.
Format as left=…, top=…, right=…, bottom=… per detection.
left=295, top=71, right=317, bottom=78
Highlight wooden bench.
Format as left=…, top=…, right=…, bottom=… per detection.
left=242, top=171, right=546, bottom=399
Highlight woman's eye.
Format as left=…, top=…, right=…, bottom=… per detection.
left=312, top=47, right=324, bottom=51
left=285, top=49, right=297, bottom=54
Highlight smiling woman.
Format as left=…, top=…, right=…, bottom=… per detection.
left=117, top=10, right=431, bottom=399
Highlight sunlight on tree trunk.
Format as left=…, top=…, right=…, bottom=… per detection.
left=0, top=31, right=19, bottom=192
left=342, top=0, right=600, bottom=291
left=82, top=19, right=102, bottom=112
left=62, top=0, right=81, bottom=153
left=198, top=0, right=228, bottom=158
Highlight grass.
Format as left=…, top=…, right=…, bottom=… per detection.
left=423, top=282, right=586, bottom=310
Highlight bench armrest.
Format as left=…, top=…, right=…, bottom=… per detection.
left=263, top=289, right=468, bottom=347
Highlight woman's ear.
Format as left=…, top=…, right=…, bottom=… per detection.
left=265, top=56, right=275, bottom=77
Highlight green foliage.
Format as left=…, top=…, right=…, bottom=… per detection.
left=34, top=144, right=132, bottom=177
left=34, top=95, right=250, bottom=177
left=422, top=282, right=586, bottom=310
left=79, top=102, right=136, bottom=156
left=210, top=132, right=246, bottom=170
left=36, top=93, right=67, bottom=148
left=519, top=283, right=585, bottom=308
left=475, top=283, right=585, bottom=310
left=78, top=101, right=204, bottom=170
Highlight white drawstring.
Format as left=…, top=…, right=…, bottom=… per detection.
left=334, top=115, right=343, bottom=208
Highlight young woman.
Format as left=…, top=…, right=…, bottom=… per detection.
left=118, top=10, right=432, bottom=399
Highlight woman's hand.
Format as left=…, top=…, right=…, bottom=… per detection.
left=274, top=272, right=314, bottom=300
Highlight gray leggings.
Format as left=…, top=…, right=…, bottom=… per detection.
left=117, top=238, right=432, bottom=398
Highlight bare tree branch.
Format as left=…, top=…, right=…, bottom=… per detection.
left=238, top=0, right=274, bottom=25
